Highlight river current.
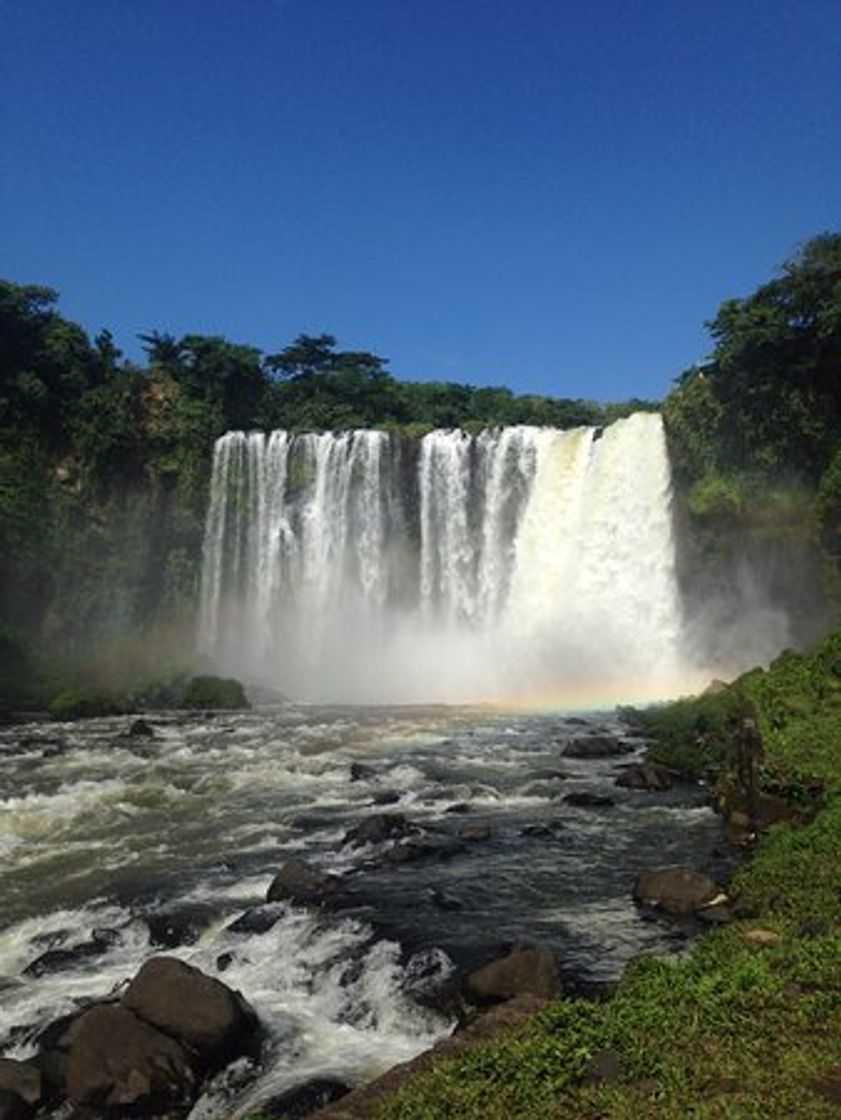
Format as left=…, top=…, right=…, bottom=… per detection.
left=0, top=704, right=724, bottom=1116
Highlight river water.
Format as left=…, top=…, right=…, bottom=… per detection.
left=0, top=704, right=724, bottom=1116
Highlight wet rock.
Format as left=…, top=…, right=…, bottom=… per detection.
left=530, top=768, right=572, bottom=781
left=350, top=762, right=375, bottom=782
left=125, top=718, right=156, bottom=739
left=257, top=1078, right=351, bottom=1118
left=122, top=956, right=260, bottom=1070
left=371, top=790, right=401, bottom=806
left=444, top=802, right=470, bottom=814
left=267, top=859, right=343, bottom=907
left=463, top=944, right=562, bottom=1006
left=696, top=900, right=734, bottom=925
left=519, top=820, right=567, bottom=839
left=384, top=836, right=463, bottom=865
left=632, top=866, right=718, bottom=916
left=343, top=813, right=412, bottom=847
left=562, top=736, right=634, bottom=759
left=457, top=824, right=492, bottom=842
left=216, top=952, right=234, bottom=972
left=562, top=792, right=615, bottom=809
left=22, top=931, right=114, bottom=978
left=0, top=1090, right=29, bottom=1120
left=145, top=904, right=216, bottom=948
left=430, top=888, right=463, bottom=911
left=64, top=1004, right=197, bottom=1111
left=228, top=903, right=287, bottom=935
left=0, top=1061, right=41, bottom=1109
left=615, top=762, right=673, bottom=791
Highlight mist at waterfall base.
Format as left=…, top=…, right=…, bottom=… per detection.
left=199, top=414, right=792, bottom=707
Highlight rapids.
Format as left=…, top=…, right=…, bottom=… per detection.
left=0, top=705, right=726, bottom=1117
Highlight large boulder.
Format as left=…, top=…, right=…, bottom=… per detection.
left=563, top=736, right=634, bottom=759
left=63, top=1004, right=198, bottom=1111
left=343, top=813, right=412, bottom=847
left=463, top=945, right=562, bottom=1006
left=562, top=792, right=615, bottom=809
left=256, top=1078, right=351, bottom=1118
left=266, top=859, right=342, bottom=906
left=615, top=762, right=674, bottom=791
left=0, top=1091, right=29, bottom=1120
left=632, top=866, right=718, bottom=915
left=0, top=1062, right=41, bottom=1111
left=122, top=956, right=260, bottom=1070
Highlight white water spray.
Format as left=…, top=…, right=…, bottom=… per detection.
left=198, top=414, right=693, bottom=702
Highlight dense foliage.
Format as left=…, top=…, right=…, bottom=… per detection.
left=0, top=279, right=652, bottom=708
left=663, top=233, right=841, bottom=556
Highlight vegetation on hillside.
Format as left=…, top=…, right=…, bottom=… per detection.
left=663, top=233, right=841, bottom=561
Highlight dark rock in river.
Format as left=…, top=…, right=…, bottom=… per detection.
left=0, top=1061, right=42, bottom=1111
left=562, top=735, right=634, bottom=759
left=122, top=956, right=260, bottom=1070
left=0, top=1090, right=29, bottom=1120
left=371, top=789, right=401, bottom=806
left=350, top=761, right=376, bottom=782
left=384, top=835, right=464, bottom=865
left=63, top=1004, right=198, bottom=1112
left=463, top=944, right=562, bottom=1006
left=343, top=813, right=413, bottom=847
left=145, top=904, right=217, bottom=948
left=615, top=762, right=674, bottom=791
left=124, top=718, right=156, bottom=739
left=519, top=820, right=567, bottom=839
left=267, top=859, right=343, bottom=907
left=562, top=792, right=615, bottom=809
left=228, top=902, right=287, bottom=935
left=22, top=929, right=116, bottom=978
left=457, top=824, right=492, bottom=842
left=632, top=866, right=719, bottom=916
left=257, top=1077, right=351, bottom=1118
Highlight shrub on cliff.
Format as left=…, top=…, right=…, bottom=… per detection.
left=180, top=675, right=249, bottom=710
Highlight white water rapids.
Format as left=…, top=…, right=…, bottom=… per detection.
left=199, top=414, right=695, bottom=703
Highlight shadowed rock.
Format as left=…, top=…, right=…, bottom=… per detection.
left=632, top=866, right=718, bottom=915
left=563, top=736, right=634, bottom=759
left=267, top=859, right=343, bottom=907
left=343, top=814, right=412, bottom=848
left=463, top=945, right=562, bottom=1006
left=64, top=1004, right=197, bottom=1111
left=122, top=956, right=260, bottom=1070
left=615, top=762, right=674, bottom=791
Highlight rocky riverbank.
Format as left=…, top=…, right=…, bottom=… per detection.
left=0, top=708, right=728, bottom=1120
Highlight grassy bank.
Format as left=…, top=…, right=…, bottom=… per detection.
left=371, top=630, right=841, bottom=1119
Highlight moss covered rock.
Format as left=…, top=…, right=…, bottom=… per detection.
left=180, top=675, right=249, bottom=710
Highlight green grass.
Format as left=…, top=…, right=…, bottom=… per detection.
left=370, top=626, right=841, bottom=1119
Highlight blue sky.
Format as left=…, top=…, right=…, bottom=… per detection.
left=2, top=0, right=839, bottom=401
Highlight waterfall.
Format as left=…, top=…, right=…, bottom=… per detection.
left=198, top=414, right=692, bottom=703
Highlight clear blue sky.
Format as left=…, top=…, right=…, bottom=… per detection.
left=2, top=0, right=839, bottom=401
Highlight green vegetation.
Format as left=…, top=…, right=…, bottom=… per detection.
left=181, top=674, right=249, bottom=710
left=369, top=626, right=841, bottom=1118
left=663, top=233, right=841, bottom=569
left=0, top=278, right=654, bottom=712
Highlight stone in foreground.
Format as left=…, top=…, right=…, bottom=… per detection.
left=64, top=1004, right=197, bottom=1110
left=632, top=866, right=718, bottom=915
left=122, top=956, right=259, bottom=1069
left=463, top=944, right=562, bottom=1006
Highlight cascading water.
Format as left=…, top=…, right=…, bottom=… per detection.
left=199, top=413, right=693, bottom=703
